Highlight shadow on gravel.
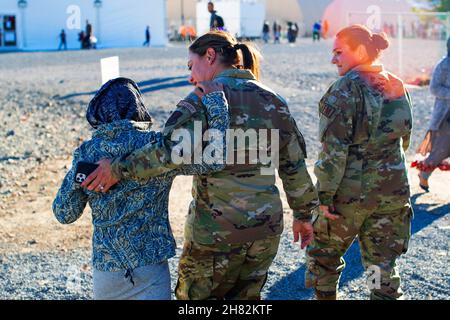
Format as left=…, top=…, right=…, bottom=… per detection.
left=56, top=76, right=190, bottom=100
left=140, top=80, right=190, bottom=94
left=0, top=156, right=30, bottom=162
left=266, top=192, right=449, bottom=300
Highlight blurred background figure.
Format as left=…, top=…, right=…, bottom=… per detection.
left=415, top=37, right=450, bottom=192
left=85, top=20, right=93, bottom=48
left=274, top=21, right=282, bottom=44
left=287, top=22, right=299, bottom=43
left=78, top=20, right=97, bottom=50
left=179, top=25, right=197, bottom=41
left=262, top=21, right=270, bottom=43
left=58, top=29, right=67, bottom=51
left=208, top=1, right=224, bottom=31
left=143, top=26, right=151, bottom=47
left=313, top=20, right=322, bottom=42
left=78, top=31, right=86, bottom=49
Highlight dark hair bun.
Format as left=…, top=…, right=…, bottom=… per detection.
left=372, top=33, right=389, bottom=50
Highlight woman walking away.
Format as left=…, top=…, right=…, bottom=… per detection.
left=414, top=37, right=450, bottom=191
left=307, top=25, right=414, bottom=300
left=53, top=78, right=229, bottom=300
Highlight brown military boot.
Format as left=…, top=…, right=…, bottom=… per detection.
left=315, top=290, right=338, bottom=300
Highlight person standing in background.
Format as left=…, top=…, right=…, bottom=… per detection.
left=208, top=2, right=224, bottom=31
left=85, top=20, right=93, bottom=49
left=273, top=21, right=281, bottom=44
left=58, top=29, right=67, bottom=51
left=287, top=22, right=299, bottom=44
left=143, top=26, right=151, bottom=47
left=262, top=21, right=270, bottom=44
left=414, top=37, right=450, bottom=191
left=313, top=21, right=322, bottom=42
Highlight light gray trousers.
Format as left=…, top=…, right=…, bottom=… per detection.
left=93, top=261, right=171, bottom=300
left=423, top=110, right=450, bottom=179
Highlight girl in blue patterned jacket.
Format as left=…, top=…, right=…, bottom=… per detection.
left=52, top=78, right=229, bottom=300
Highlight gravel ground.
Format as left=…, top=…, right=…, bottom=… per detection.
left=0, top=39, right=448, bottom=300
left=2, top=205, right=448, bottom=300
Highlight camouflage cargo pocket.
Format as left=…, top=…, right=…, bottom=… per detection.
left=176, top=241, right=214, bottom=300
left=386, top=205, right=413, bottom=257
left=312, top=210, right=330, bottom=242
left=399, top=206, right=413, bottom=255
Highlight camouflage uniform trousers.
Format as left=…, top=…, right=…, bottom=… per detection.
left=305, top=202, right=413, bottom=300
left=175, top=235, right=281, bottom=300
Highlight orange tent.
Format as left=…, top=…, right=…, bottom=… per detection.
left=322, top=20, right=330, bottom=39
left=179, top=25, right=197, bottom=39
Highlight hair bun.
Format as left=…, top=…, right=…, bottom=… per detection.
left=372, top=33, right=389, bottom=50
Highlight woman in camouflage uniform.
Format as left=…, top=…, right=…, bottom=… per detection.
left=306, top=25, right=413, bottom=300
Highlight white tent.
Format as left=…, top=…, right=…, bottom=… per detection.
left=196, top=0, right=266, bottom=38
left=0, top=0, right=167, bottom=51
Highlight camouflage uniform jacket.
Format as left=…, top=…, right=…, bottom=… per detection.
left=315, top=65, right=413, bottom=210
left=53, top=92, right=229, bottom=272
left=112, top=69, right=319, bottom=245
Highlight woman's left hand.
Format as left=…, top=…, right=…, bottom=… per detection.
left=194, top=81, right=224, bottom=98
left=81, top=158, right=119, bottom=193
left=320, top=205, right=340, bottom=221
left=293, top=220, right=314, bottom=249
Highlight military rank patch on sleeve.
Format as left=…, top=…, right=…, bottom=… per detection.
left=319, top=103, right=337, bottom=119
left=165, top=110, right=183, bottom=127
left=177, top=100, right=197, bottom=115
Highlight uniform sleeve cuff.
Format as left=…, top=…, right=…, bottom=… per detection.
left=318, top=192, right=334, bottom=206
left=111, top=157, right=125, bottom=180
left=293, top=210, right=313, bottom=222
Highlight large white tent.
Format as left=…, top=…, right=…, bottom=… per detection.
left=0, top=0, right=167, bottom=51
left=196, top=0, right=266, bottom=38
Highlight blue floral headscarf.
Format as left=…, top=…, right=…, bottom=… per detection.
left=86, top=77, right=152, bottom=129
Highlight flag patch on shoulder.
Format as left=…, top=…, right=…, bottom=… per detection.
left=319, top=103, right=337, bottom=118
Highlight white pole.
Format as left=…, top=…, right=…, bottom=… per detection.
left=398, top=13, right=403, bottom=78
left=163, top=0, right=169, bottom=46
left=21, top=8, right=27, bottom=48
left=96, top=6, right=101, bottom=46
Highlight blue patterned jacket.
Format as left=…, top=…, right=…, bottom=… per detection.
left=52, top=92, right=229, bottom=272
